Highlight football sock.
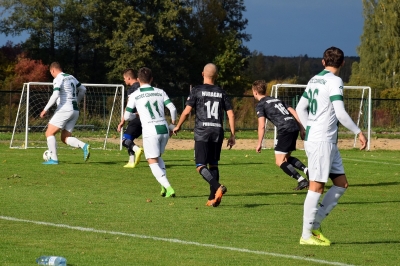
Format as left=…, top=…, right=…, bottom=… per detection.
left=132, top=145, right=141, bottom=153
left=122, top=139, right=135, bottom=156
left=209, top=166, right=219, bottom=200
left=280, top=161, right=303, bottom=180
left=209, top=166, right=220, bottom=181
left=47, top=136, right=58, bottom=161
left=199, top=166, right=220, bottom=191
left=302, top=190, right=321, bottom=239
left=149, top=163, right=171, bottom=188
left=313, top=185, right=346, bottom=229
left=158, top=157, right=167, bottom=175
left=66, top=137, right=85, bottom=149
left=287, top=156, right=307, bottom=171
left=129, top=155, right=134, bottom=163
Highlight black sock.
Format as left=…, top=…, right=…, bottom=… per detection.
left=209, top=167, right=220, bottom=200
left=209, top=167, right=219, bottom=182
left=280, top=162, right=302, bottom=180
left=287, top=157, right=306, bottom=171
left=122, top=139, right=135, bottom=156
left=199, top=166, right=220, bottom=193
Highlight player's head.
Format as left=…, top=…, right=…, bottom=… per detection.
left=322, top=47, right=344, bottom=68
left=202, top=63, right=218, bottom=81
left=49, top=62, right=62, bottom=78
left=123, top=68, right=137, bottom=86
left=252, top=80, right=267, bottom=98
left=137, top=67, right=153, bottom=84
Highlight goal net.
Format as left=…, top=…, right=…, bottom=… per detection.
left=262, top=84, right=371, bottom=150
left=10, top=82, right=125, bottom=150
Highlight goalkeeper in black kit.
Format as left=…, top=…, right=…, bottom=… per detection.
left=252, top=80, right=309, bottom=190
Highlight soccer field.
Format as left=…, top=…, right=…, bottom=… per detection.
left=1, top=144, right=399, bottom=265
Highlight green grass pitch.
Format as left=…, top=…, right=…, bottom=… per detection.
left=1, top=143, right=399, bottom=265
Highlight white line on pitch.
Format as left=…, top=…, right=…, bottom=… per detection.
left=0, top=215, right=354, bottom=266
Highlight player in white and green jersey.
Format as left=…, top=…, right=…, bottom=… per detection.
left=296, top=47, right=367, bottom=246
left=124, top=67, right=177, bottom=197
left=40, top=62, right=90, bottom=165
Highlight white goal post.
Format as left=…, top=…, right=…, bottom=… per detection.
left=10, top=82, right=125, bottom=150
left=262, top=84, right=371, bottom=150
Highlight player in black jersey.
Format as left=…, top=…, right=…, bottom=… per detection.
left=117, top=68, right=143, bottom=168
left=252, top=80, right=309, bottom=190
left=173, top=63, right=235, bottom=207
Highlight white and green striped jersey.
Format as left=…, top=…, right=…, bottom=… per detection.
left=124, top=85, right=176, bottom=137
left=300, top=69, right=345, bottom=142
left=45, top=72, right=86, bottom=112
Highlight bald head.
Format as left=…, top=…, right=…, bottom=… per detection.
left=203, top=63, right=218, bottom=81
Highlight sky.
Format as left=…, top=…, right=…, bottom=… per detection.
left=243, top=0, right=364, bottom=57
left=0, top=1, right=364, bottom=58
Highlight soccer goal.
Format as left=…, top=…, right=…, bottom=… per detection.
left=262, top=84, right=371, bottom=150
left=10, top=82, right=125, bottom=150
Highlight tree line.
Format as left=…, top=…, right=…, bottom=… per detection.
left=0, top=0, right=250, bottom=94
left=1, top=0, right=399, bottom=98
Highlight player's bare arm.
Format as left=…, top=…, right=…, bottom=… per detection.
left=358, top=132, right=368, bottom=150
left=226, top=109, right=235, bottom=149
left=117, top=118, right=125, bottom=132
left=173, top=105, right=192, bottom=134
left=256, top=116, right=265, bottom=153
left=288, top=107, right=306, bottom=140
left=40, top=110, right=47, bottom=118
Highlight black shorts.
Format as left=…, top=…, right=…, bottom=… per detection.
left=195, top=140, right=223, bottom=165
left=275, top=130, right=299, bottom=153
left=124, top=117, right=142, bottom=139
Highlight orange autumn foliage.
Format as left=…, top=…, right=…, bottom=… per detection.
left=13, top=53, right=49, bottom=89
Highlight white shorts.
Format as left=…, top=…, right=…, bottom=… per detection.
left=142, top=134, right=169, bottom=159
left=49, top=110, right=79, bottom=132
left=304, top=141, right=345, bottom=183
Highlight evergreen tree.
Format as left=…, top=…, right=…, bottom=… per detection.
left=187, top=0, right=250, bottom=93
left=0, top=0, right=250, bottom=90
left=350, top=0, right=400, bottom=93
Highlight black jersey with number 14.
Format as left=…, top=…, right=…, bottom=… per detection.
left=255, top=96, right=299, bottom=133
left=186, top=84, right=233, bottom=142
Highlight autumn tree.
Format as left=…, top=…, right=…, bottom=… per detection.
left=350, top=0, right=400, bottom=93
left=0, top=0, right=251, bottom=91
left=0, top=41, right=23, bottom=89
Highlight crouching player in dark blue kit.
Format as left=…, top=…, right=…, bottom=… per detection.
left=173, top=63, right=235, bottom=207
left=252, top=80, right=309, bottom=190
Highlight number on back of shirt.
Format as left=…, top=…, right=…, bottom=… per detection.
left=307, top=88, right=319, bottom=115
left=145, top=100, right=161, bottom=119
left=205, top=101, right=219, bottom=119
left=274, top=103, right=289, bottom=115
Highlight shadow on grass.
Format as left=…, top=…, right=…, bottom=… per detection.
left=229, top=191, right=307, bottom=197
left=348, top=181, right=400, bottom=187
left=242, top=203, right=271, bottom=208
left=64, top=161, right=119, bottom=165
left=335, top=240, right=400, bottom=245
left=180, top=191, right=307, bottom=199
left=341, top=200, right=400, bottom=205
